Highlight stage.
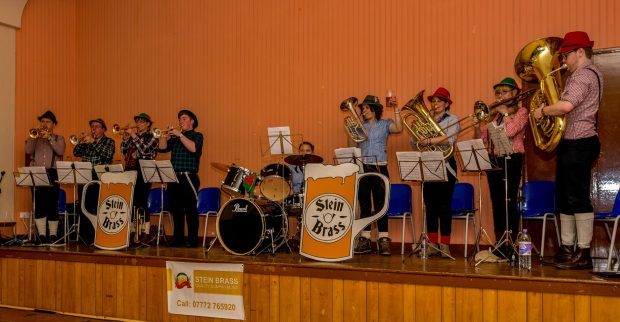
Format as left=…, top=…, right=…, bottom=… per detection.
left=1, top=243, right=619, bottom=322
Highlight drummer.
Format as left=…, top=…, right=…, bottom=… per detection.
left=287, top=141, right=316, bottom=194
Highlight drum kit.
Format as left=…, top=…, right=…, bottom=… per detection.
left=209, top=153, right=323, bottom=256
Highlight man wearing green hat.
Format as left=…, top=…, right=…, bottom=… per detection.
left=475, top=77, right=529, bottom=253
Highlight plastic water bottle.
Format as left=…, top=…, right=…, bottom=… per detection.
left=518, top=229, right=532, bottom=271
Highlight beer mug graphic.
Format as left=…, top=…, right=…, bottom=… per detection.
left=300, top=163, right=390, bottom=261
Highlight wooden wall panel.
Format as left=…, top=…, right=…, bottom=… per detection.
left=13, top=0, right=620, bottom=244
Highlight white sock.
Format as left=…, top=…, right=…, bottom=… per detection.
left=575, top=212, right=594, bottom=249
left=34, top=218, right=47, bottom=236
left=360, top=230, right=371, bottom=239
left=377, top=232, right=389, bottom=239
left=48, top=220, right=59, bottom=236
left=560, top=214, right=575, bottom=246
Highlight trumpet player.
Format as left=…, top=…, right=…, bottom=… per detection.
left=120, top=113, right=158, bottom=216
left=25, top=110, right=66, bottom=245
left=411, top=87, right=459, bottom=257
left=158, top=109, right=203, bottom=248
left=351, top=95, right=402, bottom=256
left=474, top=77, right=528, bottom=254
left=72, top=118, right=115, bottom=243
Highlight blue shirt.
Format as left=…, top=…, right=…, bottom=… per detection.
left=358, top=118, right=393, bottom=164
left=288, top=164, right=304, bottom=194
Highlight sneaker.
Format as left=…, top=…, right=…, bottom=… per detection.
left=354, top=236, right=372, bottom=254
left=378, top=237, right=392, bottom=256
left=439, top=243, right=452, bottom=258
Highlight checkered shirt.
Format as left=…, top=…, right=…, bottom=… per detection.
left=72, top=135, right=115, bottom=165
left=562, top=61, right=603, bottom=139
left=160, top=130, right=203, bottom=173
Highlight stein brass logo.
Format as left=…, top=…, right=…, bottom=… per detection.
left=98, top=195, right=129, bottom=234
left=304, top=194, right=353, bottom=243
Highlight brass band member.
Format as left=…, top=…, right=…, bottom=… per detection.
left=288, top=141, right=315, bottom=194
left=25, top=110, right=66, bottom=245
left=73, top=118, right=115, bottom=242
left=474, top=77, right=528, bottom=249
left=412, top=87, right=459, bottom=257
left=120, top=113, right=158, bottom=214
left=352, top=95, right=402, bottom=256
left=158, top=109, right=203, bottom=248
left=533, top=31, right=602, bottom=270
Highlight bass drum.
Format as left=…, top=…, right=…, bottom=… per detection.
left=216, top=198, right=288, bottom=255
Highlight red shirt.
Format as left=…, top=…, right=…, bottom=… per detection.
left=561, top=61, right=603, bottom=139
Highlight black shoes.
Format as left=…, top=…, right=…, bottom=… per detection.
left=555, top=247, right=593, bottom=270
left=378, top=237, right=392, bottom=256
left=354, top=237, right=372, bottom=254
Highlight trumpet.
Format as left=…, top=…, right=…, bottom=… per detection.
left=340, top=97, right=368, bottom=143
left=152, top=125, right=182, bottom=139
left=112, top=124, right=138, bottom=135
left=69, top=132, right=89, bottom=145
left=29, top=127, right=49, bottom=139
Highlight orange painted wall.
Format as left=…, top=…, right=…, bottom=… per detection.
left=14, top=0, right=620, bottom=242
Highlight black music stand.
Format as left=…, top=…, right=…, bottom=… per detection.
left=15, top=167, right=51, bottom=245
left=398, top=151, right=455, bottom=260
left=139, top=160, right=178, bottom=246
left=55, top=161, right=92, bottom=245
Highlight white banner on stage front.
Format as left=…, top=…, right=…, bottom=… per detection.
left=166, top=261, right=245, bottom=320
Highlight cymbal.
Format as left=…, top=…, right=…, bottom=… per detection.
left=284, top=154, right=323, bottom=166
left=210, top=162, right=230, bottom=172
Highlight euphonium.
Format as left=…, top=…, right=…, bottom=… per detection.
left=515, top=37, right=568, bottom=152
left=401, top=90, right=453, bottom=159
left=339, top=97, right=368, bottom=143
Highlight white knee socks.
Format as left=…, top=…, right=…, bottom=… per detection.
left=575, top=212, right=594, bottom=249
left=560, top=213, right=575, bottom=246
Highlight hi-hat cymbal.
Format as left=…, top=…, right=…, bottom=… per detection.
left=284, top=154, right=324, bottom=166
left=210, top=162, right=230, bottom=172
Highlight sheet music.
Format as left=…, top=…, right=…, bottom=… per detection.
left=139, top=160, right=178, bottom=184
left=396, top=151, right=446, bottom=182
left=94, top=164, right=124, bottom=180
left=57, top=161, right=93, bottom=184
left=267, top=126, right=293, bottom=155
left=16, top=166, right=50, bottom=187
left=421, top=151, right=447, bottom=182
left=456, top=139, right=492, bottom=171
left=487, top=123, right=514, bottom=157
left=334, top=147, right=364, bottom=173
left=396, top=151, right=422, bottom=181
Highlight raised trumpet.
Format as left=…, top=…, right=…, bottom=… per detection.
left=29, top=127, right=49, bottom=139
left=69, top=132, right=89, bottom=145
left=112, top=124, right=138, bottom=135
left=152, top=125, right=182, bottom=139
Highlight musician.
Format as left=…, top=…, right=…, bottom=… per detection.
left=25, top=110, right=66, bottom=245
left=120, top=113, right=158, bottom=217
left=288, top=141, right=315, bottom=194
left=72, top=118, right=115, bottom=242
left=158, top=109, right=203, bottom=248
left=474, top=77, right=528, bottom=249
left=352, top=95, right=402, bottom=256
left=411, top=87, right=459, bottom=257
left=533, top=31, right=602, bottom=270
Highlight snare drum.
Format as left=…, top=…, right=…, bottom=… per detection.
left=259, top=163, right=292, bottom=202
left=216, top=198, right=288, bottom=255
left=221, top=165, right=251, bottom=197
left=284, top=194, right=305, bottom=215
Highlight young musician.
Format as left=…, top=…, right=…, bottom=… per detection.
left=352, top=95, right=402, bottom=256
left=411, top=87, right=459, bottom=257
left=288, top=141, right=315, bottom=194
left=25, top=110, right=66, bottom=244
left=474, top=77, right=528, bottom=249
left=158, top=109, right=203, bottom=247
left=533, top=31, right=602, bottom=270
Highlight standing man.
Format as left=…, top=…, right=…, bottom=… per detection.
left=534, top=31, right=603, bottom=270
left=25, top=110, right=66, bottom=244
left=158, top=109, right=203, bottom=247
left=73, top=118, right=115, bottom=242
left=352, top=95, right=402, bottom=256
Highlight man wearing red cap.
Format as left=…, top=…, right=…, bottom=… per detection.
left=534, top=31, right=603, bottom=270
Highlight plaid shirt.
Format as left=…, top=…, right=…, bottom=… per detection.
left=73, top=135, right=115, bottom=165
left=121, top=131, right=158, bottom=168
left=562, top=61, right=603, bottom=139
left=160, top=130, right=203, bottom=173
left=481, top=107, right=529, bottom=155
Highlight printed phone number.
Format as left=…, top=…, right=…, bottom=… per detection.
left=193, top=300, right=236, bottom=311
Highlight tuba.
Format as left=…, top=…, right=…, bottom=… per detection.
left=340, top=97, right=368, bottom=143
left=515, top=37, right=568, bottom=152
left=401, top=90, right=453, bottom=159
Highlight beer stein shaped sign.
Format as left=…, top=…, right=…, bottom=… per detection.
left=300, top=163, right=390, bottom=261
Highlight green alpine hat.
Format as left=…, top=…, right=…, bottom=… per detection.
left=493, top=77, right=521, bottom=93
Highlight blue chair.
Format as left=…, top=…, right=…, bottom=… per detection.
left=595, top=189, right=620, bottom=271
left=451, top=183, right=477, bottom=257
left=148, top=187, right=174, bottom=245
left=197, top=188, right=221, bottom=247
left=520, top=180, right=560, bottom=258
left=387, top=183, right=414, bottom=255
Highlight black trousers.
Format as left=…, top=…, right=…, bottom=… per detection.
left=487, top=153, right=523, bottom=236
left=33, top=169, right=59, bottom=220
left=168, top=173, right=200, bottom=244
left=556, top=136, right=600, bottom=215
left=127, top=165, right=152, bottom=214
left=424, top=157, right=457, bottom=237
left=359, top=164, right=389, bottom=233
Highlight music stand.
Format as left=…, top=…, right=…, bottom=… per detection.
left=55, top=161, right=93, bottom=245
left=139, top=160, right=178, bottom=246
left=397, top=151, right=455, bottom=260
left=333, top=147, right=366, bottom=173
left=15, top=167, right=50, bottom=244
